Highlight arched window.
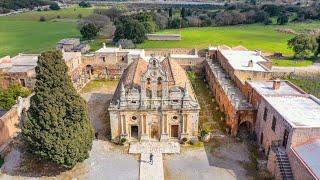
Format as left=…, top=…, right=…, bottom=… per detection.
left=147, top=78, right=151, bottom=85
left=153, top=60, right=156, bottom=67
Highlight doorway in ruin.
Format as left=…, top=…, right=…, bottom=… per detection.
left=131, top=125, right=139, bottom=140
left=171, top=125, right=179, bottom=138
left=237, top=121, right=252, bottom=139
left=151, top=124, right=159, bottom=140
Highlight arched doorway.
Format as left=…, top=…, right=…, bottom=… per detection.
left=237, top=121, right=253, bottom=140
left=86, top=65, right=94, bottom=79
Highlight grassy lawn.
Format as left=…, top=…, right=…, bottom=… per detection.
left=0, top=7, right=93, bottom=57
left=188, top=72, right=225, bottom=132
left=272, top=57, right=314, bottom=67
left=139, top=21, right=320, bottom=56
left=80, top=79, right=119, bottom=94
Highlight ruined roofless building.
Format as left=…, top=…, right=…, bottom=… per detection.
left=108, top=57, right=200, bottom=142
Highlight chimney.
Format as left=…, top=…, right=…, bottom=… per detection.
left=273, top=79, right=281, bottom=90
left=248, top=60, right=253, bottom=67
left=256, top=50, right=261, bottom=56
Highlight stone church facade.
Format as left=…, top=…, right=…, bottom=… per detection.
left=108, top=57, right=200, bottom=142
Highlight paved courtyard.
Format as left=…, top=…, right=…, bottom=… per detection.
left=0, top=80, right=257, bottom=180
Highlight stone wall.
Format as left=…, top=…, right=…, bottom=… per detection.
left=0, top=94, right=32, bottom=147
left=287, top=148, right=316, bottom=180
left=255, top=99, right=293, bottom=153
left=145, top=48, right=197, bottom=57
left=146, top=34, right=181, bottom=41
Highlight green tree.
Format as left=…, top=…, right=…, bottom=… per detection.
left=0, top=83, right=31, bottom=110
left=181, top=7, right=187, bottom=19
left=169, top=8, right=173, bottom=18
left=114, top=19, right=146, bottom=44
left=316, top=36, right=320, bottom=57
left=288, top=34, right=318, bottom=59
left=21, top=51, right=94, bottom=168
left=80, top=23, right=99, bottom=39
left=79, top=1, right=91, bottom=8
left=49, top=3, right=60, bottom=10
left=277, top=13, right=289, bottom=25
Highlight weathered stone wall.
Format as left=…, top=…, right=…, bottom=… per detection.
left=145, top=48, right=197, bottom=57
left=146, top=34, right=181, bottom=41
left=290, top=128, right=320, bottom=147
left=0, top=94, right=32, bottom=147
left=267, top=149, right=282, bottom=180
left=287, top=148, right=316, bottom=180
left=255, top=99, right=293, bottom=152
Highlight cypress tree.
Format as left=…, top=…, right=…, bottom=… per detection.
left=22, top=50, right=94, bottom=168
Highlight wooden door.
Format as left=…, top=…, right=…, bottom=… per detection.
left=151, top=124, right=159, bottom=139
left=171, top=125, right=179, bottom=138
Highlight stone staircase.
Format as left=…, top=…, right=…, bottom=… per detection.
left=275, top=147, right=294, bottom=180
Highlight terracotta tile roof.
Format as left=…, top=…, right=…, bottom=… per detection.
left=112, top=58, right=196, bottom=103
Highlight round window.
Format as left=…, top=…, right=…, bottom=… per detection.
left=132, top=116, right=137, bottom=120
left=173, top=116, right=178, bottom=120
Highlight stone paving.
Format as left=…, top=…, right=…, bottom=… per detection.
left=129, top=141, right=180, bottom=180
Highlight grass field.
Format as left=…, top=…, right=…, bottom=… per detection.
left=272, top=58, right=314, bottom=67
left=139, top=21, right=320, bottom=56
left=0, top=7, right=93, bottom=57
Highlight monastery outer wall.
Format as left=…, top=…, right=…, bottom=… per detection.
left=145, top=48, right=197, bottom=57
left=0, top=94, right=32, bottom=147
left=204, top=60, right=238, bottom=135
left=146, top=34, right=181, bottom=41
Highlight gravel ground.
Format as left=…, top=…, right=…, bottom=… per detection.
left=164, top=138, right=251, bottom=180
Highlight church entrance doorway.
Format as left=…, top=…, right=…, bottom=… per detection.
left=131, top=125, right=139, bottom=139
left=171, top=125, right=179, bottom=138
left=151, top=124, right=159, bottom=140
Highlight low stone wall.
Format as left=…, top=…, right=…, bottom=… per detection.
left=146, top=34, right=181, bottom=41
left=0, top=94, right=32, bottom=147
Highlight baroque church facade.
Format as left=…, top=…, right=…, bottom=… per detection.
left=108, top=57, right=200, bottom=142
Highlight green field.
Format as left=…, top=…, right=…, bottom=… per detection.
left=139, top=22, right=320, bottom=56
left=1, top=7, right=320, bottom=59
left=0, top=7, right=93, bottom=57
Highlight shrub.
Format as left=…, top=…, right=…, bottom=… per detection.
left=200, top=129, right=209, bottom=137
left=39, top=16, right=46, bottom=22
left=181, top=137, right=188, bottom=144
left=120, top=137, right=127, bottom=144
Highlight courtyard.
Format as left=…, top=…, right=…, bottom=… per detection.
left=0, top=78, right=266, bottom=179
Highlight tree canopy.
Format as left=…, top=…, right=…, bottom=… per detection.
left=288, top=34, right=318, bottom=59
left=21, top=50, right=94, bottom=168
left=80, top=23, right=100, bottom=40
left=0, top=83, right=31, bottom=110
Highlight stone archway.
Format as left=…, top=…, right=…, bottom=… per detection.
left=86, top=65, right=94, bottom=79
left=237, top=121, right=253, bottom=139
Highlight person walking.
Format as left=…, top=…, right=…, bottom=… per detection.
left=150, top=153, right=154, bottom=165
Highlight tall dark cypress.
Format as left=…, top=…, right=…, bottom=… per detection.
left=22, top=50, right=94, bottom=168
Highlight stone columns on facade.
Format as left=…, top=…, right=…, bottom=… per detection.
left=180, top=113, right=189, bottom=139
left=120, top=114, right=128, bottom=140
left=140, top=114, right=149, bottom=141
left=160, top=113, right=169, bottom=141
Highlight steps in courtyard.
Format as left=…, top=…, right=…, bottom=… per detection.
left=129, top=141, right=180, bottom=180
left=140, top=152, right=163, bottom=180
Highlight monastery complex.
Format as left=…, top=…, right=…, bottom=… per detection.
left=0, top=41, right=319, bottom=180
